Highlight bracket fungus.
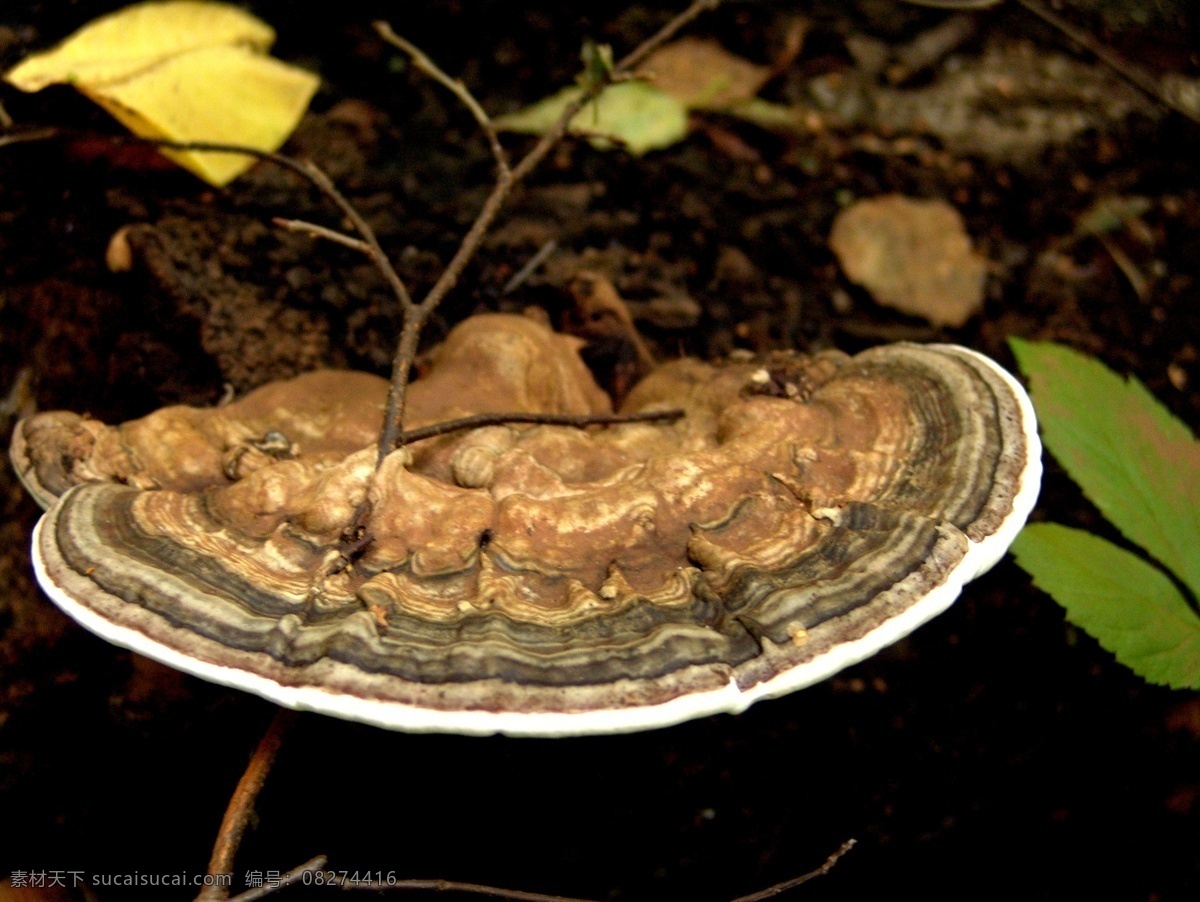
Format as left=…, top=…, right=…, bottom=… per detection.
left=11, top=313, right=1040, bottom=736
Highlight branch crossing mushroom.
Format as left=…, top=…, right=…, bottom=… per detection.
left=11, top=313, right=1040, bottom=735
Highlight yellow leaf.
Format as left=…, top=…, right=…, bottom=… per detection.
left=5, top=1, right=273, bottom=90
left=4, top=1, right=319, bottom=186
left=84, top=45, right=319, bottom=185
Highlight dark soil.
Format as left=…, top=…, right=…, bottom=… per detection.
left=2, top=2, right=1198, bottom=900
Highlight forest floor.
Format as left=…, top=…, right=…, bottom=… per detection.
left=1, top=1, right=1198, bottom=900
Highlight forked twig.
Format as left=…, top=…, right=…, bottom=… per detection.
left=196, top=709, right=298, bottom=901
left=501, top=239, right=558, bottom=295
left=1, top=1, right=721, bottom=469
left=369, top=0, right=722, bottom=465
left=99, top=138, right=415, bottom=312
left=8, top=10, right=722, bottom=898
left=374, top=22, right=511, bottom=180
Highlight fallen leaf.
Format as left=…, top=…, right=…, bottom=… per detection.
left=4, top=1, right=272, bottom=90
left=496, top=81, right=688, bottom=156
left=4, top=1, right=319, bottom=186
left=637, top=37, right=770, bottom=110
left=829, top=194, right=987, bottom=327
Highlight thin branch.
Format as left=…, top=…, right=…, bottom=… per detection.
left=2, top=128, right=419, bottom=335
left=1015, top=0, right=1200, bottom=125
left=374, top=21, right=511, bottom=179
left=612, top=0, right=722, bottom=72
left=274, top=217, right=371, bottom=253
left=373, top=0, right=723, bottom=461
left=127, top=138, right=416, bottom=312
left=902, top=0, right=1200, bottom=125
left=209, top=840, right=852, bottom=902
left=6, top=8, right=718, bottom=478
left=334, top=876, right=598, bottom=901
left=397, top=407, right=685, bottom=445
left=0, top=126, right=58, bottom=148
left=501, top=239, right=558, bottom=296
left=324, top=837, right=852, bottom=901
left=729, top=839, right=857, bottom=902
left=295, top=158, right=415, bottom=310
left=2, top=4, right=721, bottom=469
left=225, top=856, right=328, bottom=902
left=196, top=709, right=298, bottom=902
left=431, top=0, right=724, bottom=309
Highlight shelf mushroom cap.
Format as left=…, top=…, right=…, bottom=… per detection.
left=13, top=313, right=1041, bottom=736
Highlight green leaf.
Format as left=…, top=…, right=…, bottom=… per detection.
left=1009, top=338, right=1200, bottom=598
left=1011, top=523, right=1200, bottom=689
left=495, top=82, right=689, bottom=156
left=579, top=39, right=614, bottom=89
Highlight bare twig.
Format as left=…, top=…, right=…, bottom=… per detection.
left=225, top=856, right=328, bottom=902
left=374, top=21, right=511, bottom=179
left=371, top=0, right=721, bottom=464
left=109, top=139, right=416, bottom=312
left=611, top=0, right=722, bottom=72
left=273, top=217, right=371, bottom=253
left=501, top=239, right=558, bottom=295
left=293, top=158, right=415, bottom=309
left=729, top=839, right=857, bottom=902
left=397, top=407, right=684, bottom=445
left=0, top=126, right=58, bottom=148
left=334, top=876, right=598, bottom=900
left=901, top=0, right=1200, bottom=124
left=1, top=4, right=723, bottom=471
left=1015, top=0, right=1200, bottom=125
left=196, top=709, right=298, bottom=901
left=209, top=839, right=853, bottom=902
left=320, top=837, right=852, bottom=901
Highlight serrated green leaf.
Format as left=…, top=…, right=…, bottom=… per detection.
left=495, top=82, right=689, bottom=156
left=1012, top=523, right=1200, bottom=689
left=1009, top=338, right=1200, bottom=598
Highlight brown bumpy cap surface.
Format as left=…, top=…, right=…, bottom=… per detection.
left=13, top=313, right=1040, bottom=735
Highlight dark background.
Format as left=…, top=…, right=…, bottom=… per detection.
left=1, top=2, right=1198, bottom=899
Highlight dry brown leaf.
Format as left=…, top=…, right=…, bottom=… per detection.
left=637, top=37, right=770, bottom=110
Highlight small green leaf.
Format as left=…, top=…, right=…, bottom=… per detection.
left=1012, top=523, right=1200, bottom=689
left=496, top=82, right=689, bottom=156
left=1009, top=338, right=1200, bottom=598
left=579, top=39, right=614, bottom=89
